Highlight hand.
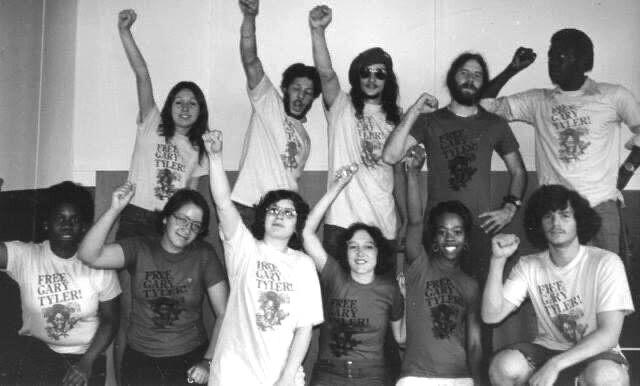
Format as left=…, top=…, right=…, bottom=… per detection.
left=333, top=163, right=358, bottom=185
left=410, top=92, right=439, bottom=114
left=62, top=358, right=92, bottom=386
left=239, top=0, right=259, bottom=16
left=118, top=9, right=137, bottom=31
left=111, top=181, right=135, bottom=211
left=508, top=46, right=536, bottom=72
left=491, top=234, right=519, bottom=260
left=202, top=130, right=223, bottom=156
left=309, top=5, right=332, bottom=30
left=396, top=272, right=406, bottom=298
left=528, top=358, right=560, bottom=386
left=478, top=205, right=515, bottom=234
left=186, top=360, right=210, bottom=384
left=402, top=144, right=426, bottom=171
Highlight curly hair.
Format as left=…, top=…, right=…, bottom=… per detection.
left=281, top=63, right=322, bottom=99
left=38, top=181, right=94, bottom=225
left=445, top=52, right=490, bottom=103
left=159, top=81, right=209, bottom=163
left=426, top=200, right=474, bottom=245
left=158, top=188, right=210, bottom=237
left=336, top=223, right=394, bottom=276
left=524, top=185, right=601, bottom=250
left=348, top=47, right=401, bottom=125
left=551, top=29, right=594, bottom=72
left=251, top=190, right=310, bottom=250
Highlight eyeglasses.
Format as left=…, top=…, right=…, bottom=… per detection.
left=171, top=214, right=203, bottom=233
left=265, top=206, right=297, bottom=219
left=359, top=67, right=387, bottom=80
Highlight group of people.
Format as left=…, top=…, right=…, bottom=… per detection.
left=2, top=1, right=639, bottom=385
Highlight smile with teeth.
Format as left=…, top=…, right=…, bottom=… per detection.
left=444, top=246, right=457, bottom=252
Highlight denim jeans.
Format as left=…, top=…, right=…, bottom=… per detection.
left=121, top=344, right=207, bottom=386
left=590, top=199, right=620, bottom=255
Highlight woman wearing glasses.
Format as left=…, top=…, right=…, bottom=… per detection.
left=78, top=183, right=228, bottom=385
left=202, top=130, right=323, bottom=386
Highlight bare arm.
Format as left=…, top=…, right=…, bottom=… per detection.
left=618, top=145, right=640, bottom=190
left=481, top=234, right=520, bottom=324
left=0, top=243, right=7, bottom=270
left=482, top=47, right=536, bottom=99
left=77, top=183, right=135, bottom=269
left=203, top=131, right=242, bottom=239
left=466, top=299, right=483, bottom=384
left=63, top=296, right=121, bottom=386
left=309, top=5, right=339, bottom=108
left=404, top=145, right=427, bottom=265
left=390, top=319, right=405, bottom=345
left=118, top=9, right=155, bottom=120
left=303, top=164, right=358, bottom=271
left=382, top=93, right=438, bottom=164
left=239, top=0, right=264, bottom=90
left=275, top=325, right=313, bottom=386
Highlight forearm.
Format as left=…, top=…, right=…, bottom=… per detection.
left=310, top=28, right=335, bottom=80
left=507, top=167, right=526, bottom=200
left=406, top=169, right=423, bottom=226
left=77, top=207, right=121, bottom=264
left=468, top=343, right=483, bottom=383
left=203, top=313, right=224, bottom=360
left=618, top=146, right=640, bottom=190
left=382, top=109, right=420, bottom=164
left=551, top=328, right=620, bottom=371
left=279, top=326, right=313, bottom=381
left=481, top=258, right=508, bottom=323
left=208, top=154, right=234, bottom=215
left=118, top=29, right=149, bottom=79
left=482, top=66, right=519, bottom=98
left=80, top=301, right=120, bottom=364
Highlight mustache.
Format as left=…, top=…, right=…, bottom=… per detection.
left=460, top=82, right=478, bottom=91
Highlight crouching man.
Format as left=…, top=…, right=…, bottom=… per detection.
left=482, top=184, right=633, bottom=385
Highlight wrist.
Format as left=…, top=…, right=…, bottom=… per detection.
left=200, top=358, right=212, bottom=367
left=502, top=195, right=522, bottom=211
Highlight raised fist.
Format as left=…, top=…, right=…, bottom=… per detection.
left=239, top=0, right=259, bottom=16
left=112, top=181, right=135, bottom=211
left=118, top=9, right=137, bottom=31
left=491, top=233, right=520, bottom=260
left=333, top=163, right=358, bottom=185
left=411, top=92, right=439, bottom=114
left=202, top=130, right=223, bottom=155
left=309, top=5, right=332, bottom=30
left=509, top=47, right=536, bottom=72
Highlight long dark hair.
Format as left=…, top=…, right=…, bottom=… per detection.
left=159, top=81, right=208, bottom=163
left=348, top=47, right=401, bottom=125
left=338, top=223, right=394, bottom=276
left=251, top=190, right=310, bottom=250
left=445, top=52, right=490, bottom=101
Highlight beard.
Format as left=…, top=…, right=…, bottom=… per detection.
left=450, top=82, right=480, bottom=106
left=283, top=94, right=311, bottom=120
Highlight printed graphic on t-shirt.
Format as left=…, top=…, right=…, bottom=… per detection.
left=327, top=298, right=369, bottom=356
left=281, top=119, right=303, bottom=170
left=149, top=296, right=185, bottom=328
left=43, top=303, right=80, bottom=340
left=438, top=129, right=478, bottom=190
left=537, top=280, right=587, bottom=343
left=154, top=142, right=185, bottom=200
left=357, top=117, right=385, bottom=168
left=550, top=104, right=592, bottom=163
left=424, top=277, right=464, bottom=339
left=255, top=261, right=294, bottom=331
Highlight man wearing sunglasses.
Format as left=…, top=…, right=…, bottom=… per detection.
left=481, top=28, right=640, bottom=255
left=231, top=0, right=322, bottom=227
left=309, top=5, right=403, bottom=262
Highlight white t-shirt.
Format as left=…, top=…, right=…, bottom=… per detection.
left=210, top=223, right=323, bottom=385
left=482, top=78, right=640, bottom=206
left=3, top=241, right=121, bottom=354
left=503, top=245, right=634, bottom=351
left=325, top=91, right=397, bottom=239
left=128, top=106, right=209, bottom=211
left=231, top=76, right=311, bottom=207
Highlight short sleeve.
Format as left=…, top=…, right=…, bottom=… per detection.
left=481, top=90, right=540, bottom=124
left=296, top=257, right=324, bottom=328
left=319, top=255, right=347, bottom=285
left=389, top=280, right=404, bottom=322
left=502, top=259, right=530, bottom=308
left=137, top=105, right=162, bottom=135
left=3, top=241, right=30, bottom=282
left=408, top=113, right=431, bottom=146
left=613, top=86, right=640, bottom=131
left=494, top=120, right=520, bottom=157
left=221, top=222, right=256, bottom=279
left=202, top=243, right=227, bottom=288
left=596, top=254, right=635, bottom=315
left=116, top=237, right=144, bottom=268
left=97, top=269, right=122, bottom=302
left=248, top=75, right=278, bottom=104
left=326, top=91, right=350, bottom=127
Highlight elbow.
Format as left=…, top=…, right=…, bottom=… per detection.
left=381, top=148, right=401, bottom=165
left=480, top=309, right=502, bottom=325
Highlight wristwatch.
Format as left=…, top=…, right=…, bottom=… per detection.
left=503, top=195, right=522, bottom=210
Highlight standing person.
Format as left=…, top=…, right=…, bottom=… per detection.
left=308, top=5, right=403, bottom=261
left=77, top=184, right=228, bottom=385
left=116, top=9, right=210, bottom=239
left=202, top=130, right=323, bottom=386
left=397, top=146, right=482, bottom=385
left=383, top=52, right=526, bottom=283
left=481, top=28, right=640, bottom=254
left=232, top=0, right=322, bottom=227
left=0, top=181, right=121, bottom=386
left=302, top=164, right=404, bottom=386
left=483, top=185, right=633, bottom=385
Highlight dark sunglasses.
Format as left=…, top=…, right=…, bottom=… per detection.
left=359, top=67, right=387, bottom=80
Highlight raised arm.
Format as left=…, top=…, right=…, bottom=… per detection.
left=77, top=182, right=135, bottom=269
left=303, top=164, right=358, bottom=271
left=404, top=144, right=427, bottom=265
left=309, top=5, right=339, bottom=108
left=118, top=9, right=155, bottom=120
left=482, top=47, right=536, bottom=98
left=479, top=150, right=527, bottom=234
left=481, top=234, right=520, bottom=324
left=202, top=130, right=242, bottom=239
left=239, top=0, right=264, bottom=90
left=382, top=93, right=438, bottom=164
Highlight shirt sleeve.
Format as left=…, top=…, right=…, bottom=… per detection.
left=116, top=237, right=143, bottom=268
left=481, top=90, right=540, bottom=124
left=3, top=241, right=30, bottom=283
left=202, top=242, right=227, bottom=288
left=389, top=279, right=404, bottom=322
left=408, top=113, right=431, bottom=147
left=596, top=254, right=635, bottom=315
left=221, top=222, right=255, bottom=279
left=613, top=85, right=640, bottom=131
left=191, top=153, right=210, bottom=178
left=296, top=257, right=324, bottom=328
left=502, top=258, right=530, bottom=308
left=494, top=119, right=520, bottom=157
left=96, top=269, right=122, bottom=302
left=137, top=105, right=162, bottom=135
left=325, top=91, right=350, bottom=132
